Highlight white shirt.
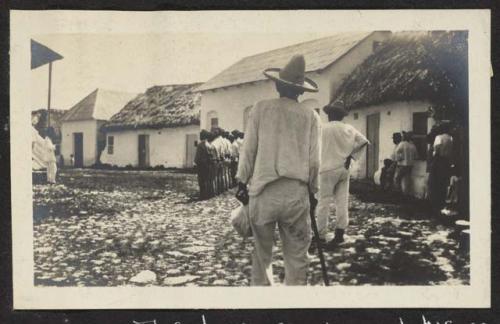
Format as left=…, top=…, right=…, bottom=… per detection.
left=212, top=137, right=225, bottom=159
left=236, top=98, right=321, bottom=196
left=433, top=133, right=453, bottom=159
left=230, top=141, right=239, bottom=158
left=395, top=141, right=419, bottom=166
left=319, top=121, right=368, bottom=173
left=44, top=137, right=57, bottom=163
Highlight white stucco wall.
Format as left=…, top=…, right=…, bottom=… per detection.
left=60, top=120, right=98, bottom=167
left=101, top=125, right=200, bottom=168
left=199, top=74, right=330, bottom=131
left=199, top=31, right=391, bottom=132
left=343, top=101, right=435, bottom=198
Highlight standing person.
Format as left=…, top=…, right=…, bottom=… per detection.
left=236, top=54, right=321, bottom=286
left=45, top=136, right=58, bottom=184
left=228, top=133, right=239, bottom=188
left=194, top=130, right=211, bottom=200
left=206, top=131, right=218, bottom=198
left=222, top=131, right=232, bottom=189
left=381, top=132, right=402, bottom=191
left=393, top=131, right=419, bottom=193
left=70, top=154, right=75, bottom=168
left=428, top=122, right=454, bottom=214
left=211, top=128, right=224, bottom=194
left=314, top=102, right=369, bottom=250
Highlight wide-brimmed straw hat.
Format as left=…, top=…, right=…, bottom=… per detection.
left=263, top=54, right=318, bottom=93
left=323, top=100, right=348, bottom=117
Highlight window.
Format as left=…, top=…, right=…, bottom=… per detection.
left=412, top=112, right=428, bottom=160
left=211, top=118, right=218, bottom=129
left=207, top=111, right=218, bottom=130
left=107, top=136, right=114, bottom=155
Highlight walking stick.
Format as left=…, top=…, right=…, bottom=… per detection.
left=309, top=194, right=330, bottom=286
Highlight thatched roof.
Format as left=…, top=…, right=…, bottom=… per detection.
left=333, top=31, right=468, bottom=120
left=103, top=83, right=202, bottom=131
left=197, top=32, right=374, bottom=92
left=62, top=89, right=136, bottom=122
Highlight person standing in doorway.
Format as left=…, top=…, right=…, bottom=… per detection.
left=313, top=101, right=369, bottom=250
left=236, top=54, right=321, bottom=286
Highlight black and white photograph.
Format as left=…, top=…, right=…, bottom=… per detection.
left=10, top=10, right=491, bottom=309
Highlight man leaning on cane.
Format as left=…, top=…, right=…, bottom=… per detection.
left=236, top=54, right=321, bottom=286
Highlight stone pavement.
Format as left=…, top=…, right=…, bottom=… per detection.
left=33, top=169, right=469, bottom=287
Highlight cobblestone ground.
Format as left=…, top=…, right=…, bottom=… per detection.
left=33, top=169, right=469, bottom=287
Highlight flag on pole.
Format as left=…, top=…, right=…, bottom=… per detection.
left=31, top=39, right=63, bottom=69
left=31, top=39, right=64, bottom=131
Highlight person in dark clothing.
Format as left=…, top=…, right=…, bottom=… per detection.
left=428, top=122, right=454, bottom=215
left=380, top=158, right=394, bottom=190
left=194, top=130, right=211, bottom=200
left=380, top=132, right=402, bottom=190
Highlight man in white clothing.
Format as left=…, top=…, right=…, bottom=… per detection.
left=44, top=136, right=58, bottom=184
left=236, top=54, right=321, bottom=286
left=314, top=102, right=369, bottom=250
left=393, top=131, right=419, bottom=193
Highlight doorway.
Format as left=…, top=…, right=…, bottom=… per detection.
left=366, top=112, right=380, bottom=179
left=138, top=134, right=150, bottom=168
left=185, top=134, right=198, bottom=168
left=73, top=132, right=84, bottom=168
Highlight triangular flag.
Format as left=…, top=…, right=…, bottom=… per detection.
left=31, top=39, right=63, bottom=69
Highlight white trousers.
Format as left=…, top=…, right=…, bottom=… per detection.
left=47, top=161, right=57, bottom=183
left=316, top=168, right=350, bottom=239
left=249, top=178, right=311, bottom=286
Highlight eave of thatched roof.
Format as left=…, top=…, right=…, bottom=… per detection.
left=332, top=31, right=468, bottom=114
left=103, top=83, right=202, bottom=131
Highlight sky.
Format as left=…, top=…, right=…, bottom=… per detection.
left=30, top=32, right=335, bottom=110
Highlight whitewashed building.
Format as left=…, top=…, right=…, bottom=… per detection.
left=60, top=89, right=136, bottom=167
left=196, top=31, right=391, bottom=131
left=100, top=84, right=201, bottom=169
left=331, top=32, right=469, bottom=198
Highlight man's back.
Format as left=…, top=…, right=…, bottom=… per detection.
left=194, top=140, right=209, bottom=167
left=396, top=141, right=419, bottom=166
left=434, top=133, right=453, bottom=159
left=237, top=98, right=321, bottom=196
left=320, top=121, right=366, bottom=172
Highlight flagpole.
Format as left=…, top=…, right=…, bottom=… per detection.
left=47, top=61, right=52, bottom=131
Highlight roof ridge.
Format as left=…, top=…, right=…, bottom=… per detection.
left=240, top=31, right=372, bottom=62
left=197, top=31, right=376, bottom=92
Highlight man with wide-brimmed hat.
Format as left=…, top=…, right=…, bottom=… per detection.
left=313, top=100, right=369, bottom=251
left=236, top=54, right=321, bottom=286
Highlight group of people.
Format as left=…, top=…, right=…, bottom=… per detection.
left=233, top=54, right=369, bottom=285
left=193, top=54, right=464, bottom=286
left=380, top=131, right=419, bottom=193
left=427, top=121, right=464, bottom=217
left=194, top=128, right=244, bottom=200
left=380, top=121, right=464, bottom=218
